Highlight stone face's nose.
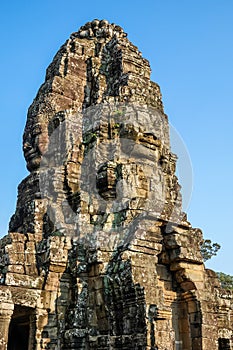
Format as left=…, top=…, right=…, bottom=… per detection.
left=96, top=161, right=121, bottom=200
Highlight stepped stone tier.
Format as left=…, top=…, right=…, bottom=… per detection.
left=0, top=19, right=232, bottom=350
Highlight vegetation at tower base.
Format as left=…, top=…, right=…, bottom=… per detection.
left=0, top=19, right=232, bottom=350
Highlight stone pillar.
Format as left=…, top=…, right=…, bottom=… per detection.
left=0, top=303, right=14, bottom=350
left=33, top=308, right=49, bottom=350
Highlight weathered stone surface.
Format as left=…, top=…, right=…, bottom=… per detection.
left=0, top=19, right=232, bottom=349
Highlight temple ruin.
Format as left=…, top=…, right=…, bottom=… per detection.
left=0, top=19, right=232, bottom=350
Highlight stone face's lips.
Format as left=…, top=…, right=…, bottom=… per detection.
left=24, top=148, right=39, bottom=159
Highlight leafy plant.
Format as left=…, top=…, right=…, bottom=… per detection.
left=200, top=239, right=221, bottom=262
left=216, top=272, right=233, bottom=289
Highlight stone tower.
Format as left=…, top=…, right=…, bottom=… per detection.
left=0, top=20, right=232, bottom=350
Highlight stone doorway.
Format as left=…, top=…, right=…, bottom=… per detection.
left=7, top=305, right=34, bottom=350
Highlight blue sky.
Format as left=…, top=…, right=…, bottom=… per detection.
left=0, top=1, right=232, bottom=274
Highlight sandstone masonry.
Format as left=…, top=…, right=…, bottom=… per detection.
left=0, top=19, right=232, bottom=350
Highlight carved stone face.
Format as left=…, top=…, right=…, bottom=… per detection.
left=79, top=113, right=165, bottom=234
left=23, top=118, right=49, bottom=172
left=37, top=104, right=179, bottom=243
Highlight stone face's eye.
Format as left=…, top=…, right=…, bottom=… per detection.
left=32, top=125, right=42, bottom=136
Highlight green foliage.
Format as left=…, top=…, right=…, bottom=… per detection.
left=113, top=109, right=124, bottom=117
left=50, top=230, right=64, bottom=237
left=200, top=239, right=233, bottom=289
left=83, top=132, right=97, bottom=145
left=200, top=239, right=221, bottom=262
left=216, top=272, right=233, bottom=290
